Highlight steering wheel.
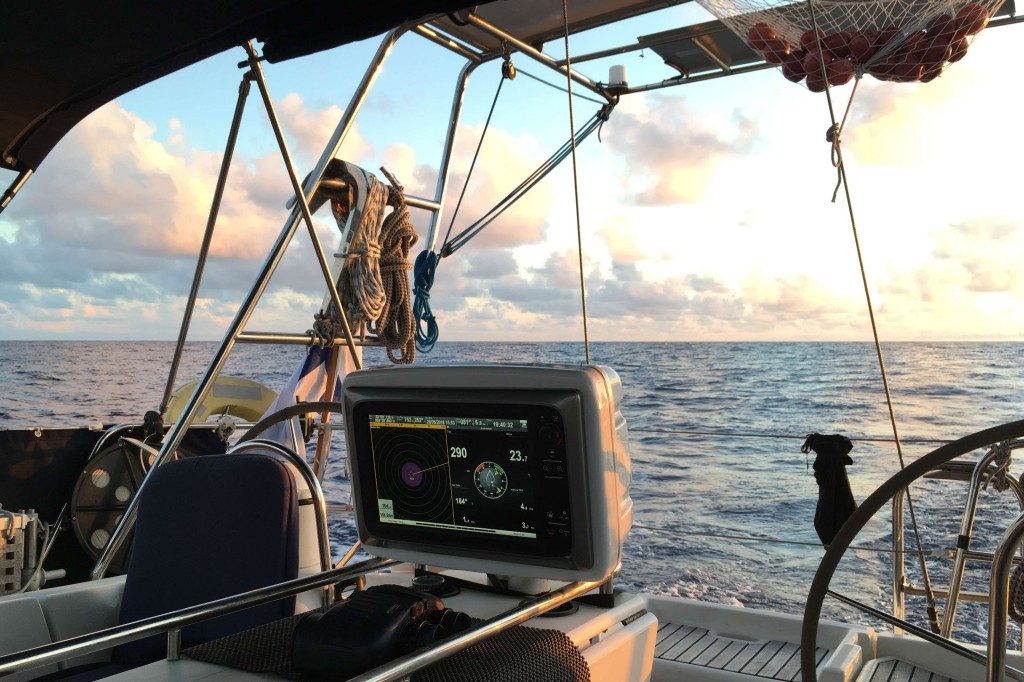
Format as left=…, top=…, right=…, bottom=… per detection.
left=238, top=400, right=346, bottom=443
left=801, top=418, right=1024, bottom=681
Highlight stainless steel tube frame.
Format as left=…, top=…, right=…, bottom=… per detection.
left=159, top=74, right=252, bottom=415
left=91, top=27, right=408, bottom=581
left=0, top=557, right=396, bottom=677
left=943, top=444, right=1014, bottom=636
left=893, top=491, right=906, bottom=624
left=463, top=12, right=614, bottom=103
left=242, top=41, right=362, bottom=373
left=989, top=512, right=1024, bottom=682
left=426, top=58, right=479, bottom=252
left=826, top=589, right=1024, bottom=681
left=413, top=24, right=483, bottom=62
left=894, top=458, right=1024, bottom=633
left=229, top=439, right=333, bottom=607
left=236, top=331, right=382, bottom=346
left=0, top=169, right=32, bottom=214
left=350, top=577, right=606, bottom=682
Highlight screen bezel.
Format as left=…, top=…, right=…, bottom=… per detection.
left=348, top=389, right=591, bottom=566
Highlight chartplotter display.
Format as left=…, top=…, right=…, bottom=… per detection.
left=343, top=364, right=633, bottom=580
left=369, top=413, right=538, bottom=537
left=355, top=402, right=573, bottom=556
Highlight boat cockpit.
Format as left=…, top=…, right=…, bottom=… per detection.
left=3, top=1, right=1024, bottom=681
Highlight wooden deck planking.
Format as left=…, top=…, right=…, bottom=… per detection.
left=656, top=622, right=684, bottom=644
left=889, top=660, right=920, bottom=682
left=866, top=657, right=955, bottom=682
left=723, top=642, right=769, bottom=672
left=662, top=628, right=711, bottom=661
left=672, top=632, right=719, bottom=663
left=654, top=625, right=697, bottom=657
left=710, top=640, right=752, bottom=670
left=758, top=642, right=799, bottom=679
left=653, top=621, right=834, bottom=680
left=690, top=637, right=735, bottom=667
left=741, top=640, right=787, bottom=676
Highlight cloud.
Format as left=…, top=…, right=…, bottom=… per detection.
left=463, top=249, right=519, bottom=280
left=0, top=89, right=569, bottom=341
left=0, top=97, right=384, bottom=339
left=930, top=217, right=1023, bottom=294
left=844, top=31, right=1017, bottom=169
left=427, top=247, right=869, bottom=341
left=3, top=61, right=1022, bottom=344
left=604, top=95, right=757, bottom=205
left=598, top=217, right=647, bottom=263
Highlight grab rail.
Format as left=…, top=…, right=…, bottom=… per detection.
left=989, top=512, right=1024, bottom=682
left=0, top=557, right=396, bottom=678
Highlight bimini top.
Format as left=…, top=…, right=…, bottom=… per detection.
left=0, top=0, right=480, bottom=173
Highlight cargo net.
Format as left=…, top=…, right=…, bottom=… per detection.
left=697, top=0, right=998, bottom=90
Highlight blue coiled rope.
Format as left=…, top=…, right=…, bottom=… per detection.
left=412, top=249, right=439, bottom=353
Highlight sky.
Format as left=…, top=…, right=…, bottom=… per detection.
left=1, top=5, right=1022, bottom=343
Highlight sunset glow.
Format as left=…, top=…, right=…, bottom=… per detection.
left=1, top=8, right=1020, bottom=342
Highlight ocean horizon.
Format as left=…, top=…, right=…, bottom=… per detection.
left=2, top=340, right=1022, bottom=645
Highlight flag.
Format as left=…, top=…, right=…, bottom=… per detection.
left=260, top=344, right=360, bottom=455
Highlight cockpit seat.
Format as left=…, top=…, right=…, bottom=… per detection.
left=38, top=453, right=300, bottom=680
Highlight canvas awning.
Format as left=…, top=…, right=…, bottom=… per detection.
left=0, top=1, right=480, bottom=173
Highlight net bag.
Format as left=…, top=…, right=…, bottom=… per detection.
left=696, top=0, right=1000, bottom=90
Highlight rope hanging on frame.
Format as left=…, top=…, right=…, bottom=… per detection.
left=802, top=0, right=943, bottom=635
left=413, top=51, right=512, bottom=354
left=411, top=47, right=616, bottom=352
left=326, top=167, right=419, bottom=363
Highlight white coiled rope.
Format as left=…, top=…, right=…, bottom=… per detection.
left=336, top=167, right=418, bottom=363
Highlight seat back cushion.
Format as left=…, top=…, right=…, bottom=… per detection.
left=113, top=454, right=299, bottom=666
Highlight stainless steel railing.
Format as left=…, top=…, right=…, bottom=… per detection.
left=0, top=556, right=607, bottom=681
left=0, top=557, right=396, bottom=678
left=989, top=513, right=1024, bottom=681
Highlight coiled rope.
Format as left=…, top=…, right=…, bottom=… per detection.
left=367, top=169, right=418, bottom=364
left=333, top=167, right=418, bottom=363
left=411, top=72, right=507, bottom=354
left=338, top=176, right=387, bottom=329
left=412, top=250, right=439, bottom=352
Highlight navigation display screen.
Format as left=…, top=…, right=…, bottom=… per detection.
left=352, top=399, right=573, bottom=557
left=368, top=413, right=536, bottom=539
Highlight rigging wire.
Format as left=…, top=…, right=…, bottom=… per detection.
left=440, top=111, right=606, bottom=256
left=807, top=0, right=941, bottom=633
left=561, top=0, right=592, bottom=365
left=440, top=75, right=506, bottom=252
left=413, top=71, right=506, bottom=353
left=517, top=67, right=606, bottom=105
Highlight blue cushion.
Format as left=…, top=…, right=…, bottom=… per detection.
left=112, top=453, right=299, bottom=666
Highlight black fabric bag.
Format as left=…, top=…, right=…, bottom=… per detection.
left=801, top=433, right=856, bottom=545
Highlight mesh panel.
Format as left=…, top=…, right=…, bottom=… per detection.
left=186, top=612, right=590, bottom=681
left=696, top=0, right=1000, bottom=88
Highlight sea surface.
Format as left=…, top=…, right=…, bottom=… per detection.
left=2, top=340, right=1023, bottom=644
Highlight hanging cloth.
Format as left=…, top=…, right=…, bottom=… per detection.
left=801, top=433, right=856, bottom=545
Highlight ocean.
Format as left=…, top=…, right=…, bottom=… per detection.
left=2, top=340, right=1022, bottom=644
